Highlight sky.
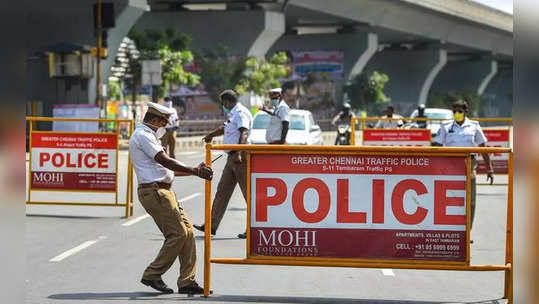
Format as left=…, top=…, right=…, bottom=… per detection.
left=470, top=0, right=513, bottom=14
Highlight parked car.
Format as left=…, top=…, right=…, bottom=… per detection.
left=249, top=109, right=323, bottom=145
left=408, top=108, right=453, bottom=138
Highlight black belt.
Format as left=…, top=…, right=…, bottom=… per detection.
left=138, top=182, right=171, bottom=190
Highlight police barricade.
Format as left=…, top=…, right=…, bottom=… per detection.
left=351, top=117, right=513, bottom=186
left=350, top=117, right=513, bottom=146
left=26, top=117, right=135, bottom=218
left=201, top=144, right=513, bottom=303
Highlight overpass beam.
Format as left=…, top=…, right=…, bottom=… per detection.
left=430, top=57, right=498, bottom=100
left=364, top=47, right=447, bottom=114
left=134, top=10, right=285, bottom=58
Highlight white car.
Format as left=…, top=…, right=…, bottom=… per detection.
left=409, top=108, right=453, bottom=138
left=249, top=109, right=323, bottom=145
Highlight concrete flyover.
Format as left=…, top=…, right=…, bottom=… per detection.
left=24, top=0, right=512, bottom=118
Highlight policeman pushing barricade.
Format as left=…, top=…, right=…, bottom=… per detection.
left=129, top=102, right=213, bottom=295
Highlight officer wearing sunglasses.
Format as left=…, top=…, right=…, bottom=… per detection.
left=433, top=100, right=493, bottom=231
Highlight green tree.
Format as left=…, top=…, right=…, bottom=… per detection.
left=127, top=27, right=199, bottom=100
left=107, top=80, right=122, bottom=100
left=195, top=45, right=246, bottom=103
left=235, top=52, right=290, bottom=96
left=344, top=71, right=390, bottom=112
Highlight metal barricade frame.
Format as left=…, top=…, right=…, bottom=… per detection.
left=350, top=117, right=513, bottom=146
left=202, top=144, right=513, bottom=303
left=26, top=116, right=135, bottom=218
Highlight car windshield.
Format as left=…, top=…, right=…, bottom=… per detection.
left=290, top=114, right=305, bottom=130
left=252, top=114, right=270, bottom=129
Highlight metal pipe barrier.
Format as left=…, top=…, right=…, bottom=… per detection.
left=202, top=144, right=513, bottom=303
left=26, top=116, right=135, bottom=218
left=350, top=117, right=513, bottom=146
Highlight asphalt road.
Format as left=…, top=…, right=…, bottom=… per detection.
left=26, top=149, right=510, bottom=304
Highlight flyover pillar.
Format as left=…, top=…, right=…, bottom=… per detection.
left=363, top=46, right=447, bottom=115
left=430, top=57, right=498, bottom=99
left=267, top=31, right=378, bottom=108
left=26, top=0, right=146, bottom=116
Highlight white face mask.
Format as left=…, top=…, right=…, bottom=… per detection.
left=144, top=122, right=167, bottom=139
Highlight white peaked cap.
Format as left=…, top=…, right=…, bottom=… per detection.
left=147, top=102, right=175, bottom=118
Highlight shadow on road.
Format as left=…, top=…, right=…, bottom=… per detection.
left=48, top=292, right=163, bottom=300
left=48, top=293, right=504, bottom=303
left=26, top=214, right=120, bottom=219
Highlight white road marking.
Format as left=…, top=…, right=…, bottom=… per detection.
left=177, top=151, right=199, bottom=156
left=121, top=214, right=151, bottom=227
left=121, top=193, right=201, bottom=227
left=382, top=269, right=395, bottom=276
left=50, top=236, right=106, bottom=262
left=180, top=192, right=201, bottom=202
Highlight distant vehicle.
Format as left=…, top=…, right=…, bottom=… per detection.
left=408, top=108, right=453, bottom=138
left=249, top=109, right=323, bottom=145
left=335, top=124, right=351, bottom=145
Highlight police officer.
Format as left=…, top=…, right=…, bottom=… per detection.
left=374, top=105, right=404, bottom=129
left=262, top=86, right=290, bottom=144
left=129, top=102, right=213, bottom=294
left=416, top=104, right=428, bottom=129
left=193, top=89, right=253, bottom=239
left=433, top=99, right=493, bottom=231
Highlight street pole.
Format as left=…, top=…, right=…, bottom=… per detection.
left=96, top=0, right=103, bottom=116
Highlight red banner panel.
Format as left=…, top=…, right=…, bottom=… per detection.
left=31, top=132, right=117, bottom=191
left=363, top=129, right=431, bottom=146
left=249, top=153, right=469, bottom=262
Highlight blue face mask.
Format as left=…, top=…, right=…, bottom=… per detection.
left=222, top=105, right=231, bottom=115
left=270, top=99, right=280, bottom=108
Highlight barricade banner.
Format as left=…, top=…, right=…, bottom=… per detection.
left=477, top=129, right=510, bottom=174
left=249, top=153, right=468, bottom=262
left=362, top=129, right=431, bottom=146
left=30, top=132, right=118, bottom=191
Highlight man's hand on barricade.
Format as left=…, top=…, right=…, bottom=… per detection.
left=195, top=163, right=213, bottom=180
left=487, top=171, right=494, bottom=185
left=202, top=134, right=213, bottom=143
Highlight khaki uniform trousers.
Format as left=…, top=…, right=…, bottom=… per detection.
left=210, top=155, right=247, bottom=232
left=160, top=130, right=176, bottom=158
left=138, top=185, right=196, bottom=288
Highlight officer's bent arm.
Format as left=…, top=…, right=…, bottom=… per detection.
left=203, top=126, right=224, bottom=142
left=279, top=121, right=289, bottom=144
left=154, top=151, right=198, bottom=176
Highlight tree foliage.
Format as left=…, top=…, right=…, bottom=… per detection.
left=344, top=71, right=390, bottom=112
left=195, top=45, right=246, bottom=103
left=195, top=48, right=289, bottom=103
left=126, top=27, right=199, bottom=99
left=107, top=80, right=122, bottom=100
left=235, top=52, right=290, bottom=96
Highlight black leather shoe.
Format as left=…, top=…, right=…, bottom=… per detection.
left=178, top=282, right=208, bottom=294
left=237, top=232, right=247, bottom=239
left=193, top=224, right=216, bottom=235
left=141, top=278, right=174, bottom=294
